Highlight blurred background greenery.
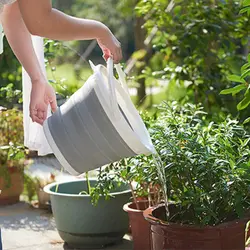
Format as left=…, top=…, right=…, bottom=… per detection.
left=0, top=0, right=249, bottom=125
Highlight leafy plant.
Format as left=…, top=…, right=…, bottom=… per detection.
left=150, top=101, right=250, bottom=226
left=0, top=108, right=25, bottom=188
left=136, top=0, right=250, bottom=117
left=0, top=108, right=25, bottom=164
left=220, top=1, right=250, bottom=124
left=0, top=38, right=22, bottom=108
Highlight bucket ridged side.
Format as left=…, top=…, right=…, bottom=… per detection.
left=45, top=86, right=135, bottom=175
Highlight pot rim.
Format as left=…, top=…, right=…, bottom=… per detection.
left=44, top=179, right=131, bottom=197
left=123, top=201, right=150, bottom=213
left=143, top=203, right=250, bottom=229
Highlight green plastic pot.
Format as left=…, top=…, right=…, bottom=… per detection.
left=44, top=179, right=131, bottom=249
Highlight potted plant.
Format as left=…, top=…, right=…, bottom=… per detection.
left=44, top=171, right=131, bottom=249
left=0, top=108, right=26, bottom=205
left=142, top=102, right=250, bottom=249
left=24, top=172, right=56, bottom=208
left=35, top=173, right=55, bottom=208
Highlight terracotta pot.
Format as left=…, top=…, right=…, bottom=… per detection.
left=123, top=201, right=151, bottom=250
left=144, top=204, right=249, bottom=250
left=37, top=189, right=50, bottom=209
left=0, top=167, right=24, bottom=205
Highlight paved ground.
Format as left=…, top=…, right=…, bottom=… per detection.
left=0, top=202, right=132, bottom=250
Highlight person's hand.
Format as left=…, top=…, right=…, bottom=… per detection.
left=97, top=28, right=122, bottom=64
left=30, top=79, right=57, bottom=125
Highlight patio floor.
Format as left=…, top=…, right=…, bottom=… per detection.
left=0, top=202, right=132, bottom=250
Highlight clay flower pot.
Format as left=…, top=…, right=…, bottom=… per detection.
left=123, top=201, right=151, bottom=250
left=144, top=204, right=249, bottom=250
left=0, top=167, right=24, bottom=205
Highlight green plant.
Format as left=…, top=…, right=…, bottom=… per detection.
left=149, top=101, right=250, bottom=226
left=136, top=0, right=250, bottom=117
left=23, top=173, right=37, bottom=202
left=220, top=1, right=250, bottom=125
left=0, top=37, right=22, bottom=108
left=0, top=108, right=25, bottom=164
left=24, top=172, right=56, bottom=203
left=0, top=108, right=25, bottom=187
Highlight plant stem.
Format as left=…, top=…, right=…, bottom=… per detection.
left=86, top=171, right=91, bottom=195
left=130, top=182, right=140, bottom=210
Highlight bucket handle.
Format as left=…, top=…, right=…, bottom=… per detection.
left=107, top=58, right=121, bottom=120
left=89, top=59, right=129, bottom=120
left=114, top=64, right=130, bottom=96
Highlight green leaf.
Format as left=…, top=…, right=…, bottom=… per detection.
left=220, top=84, right=246, bottom=95
left=241, top=69, right=250, bottom=79
left=227, top=75, right=246, bottom=83
left=240, top=6, right=250, bottom=14
left=241, top=62, right=250, bottom=73
left=132, top=49, right=147, bottom=60
left=237, top=95, right=250, bottom=110
left=244, top=85, right=250, bottom=96
left=248, top=54, right=250, bottom=63
left=243, top=0, right=250, bottom=7
left=243, top=117, right=250, bottom=124
left=235, top=194, right=244, bottom=218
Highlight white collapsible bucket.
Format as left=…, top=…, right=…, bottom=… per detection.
left=43, top=58, right=155, bottom=175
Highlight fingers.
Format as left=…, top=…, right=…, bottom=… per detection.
left=47, top=85, right=58, bottom=113
left=102, top=47, right=111, bottom=61
left=102, top=41, right=123, bottom=64
left=50, top=99, right=57, bottom=113
left=37, top=110, right=44, bottom=120
left=32, top=116, right=44, bottom=126
left=112, top=43, right=122, bottom=64
left=29, top=105, right=47, bottom=125
left=30, top=109, right=44, bottom=125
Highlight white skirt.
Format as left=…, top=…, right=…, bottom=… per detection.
left=22, top=36, right=53, bottom=156
left=0, top=1, right=52, bottom=156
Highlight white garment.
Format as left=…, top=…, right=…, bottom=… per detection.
left=22, top=36, right=53, bottom=156
left=0, top=0, right=52, bottom=155
left=0, top=24, right=4, bottom=54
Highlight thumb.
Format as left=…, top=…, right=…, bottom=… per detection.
left=49, top=93, right=57, bottom=113
left=102, top=47, right=112, bottom=61
left=50, top=98, right=57, bottom=113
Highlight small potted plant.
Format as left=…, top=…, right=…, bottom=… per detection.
left=44, top=170, right=131, bottom=249
left=0, top=108, right=26, bottom=205
left=142, top=102, right=250, bottom=250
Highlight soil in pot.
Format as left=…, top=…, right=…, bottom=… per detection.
left=0, top=167, right=24, bottom=205
left=144, top=204, right=249, bottom=250
left=124, top=201, right=151, bottom=250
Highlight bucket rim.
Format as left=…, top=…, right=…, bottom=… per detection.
left=43, top=179, right=131, bottom=197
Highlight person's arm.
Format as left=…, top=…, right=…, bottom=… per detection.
left=1, top=2, right=57, bottom=125
left=18, top=0, right=122, bottom=63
